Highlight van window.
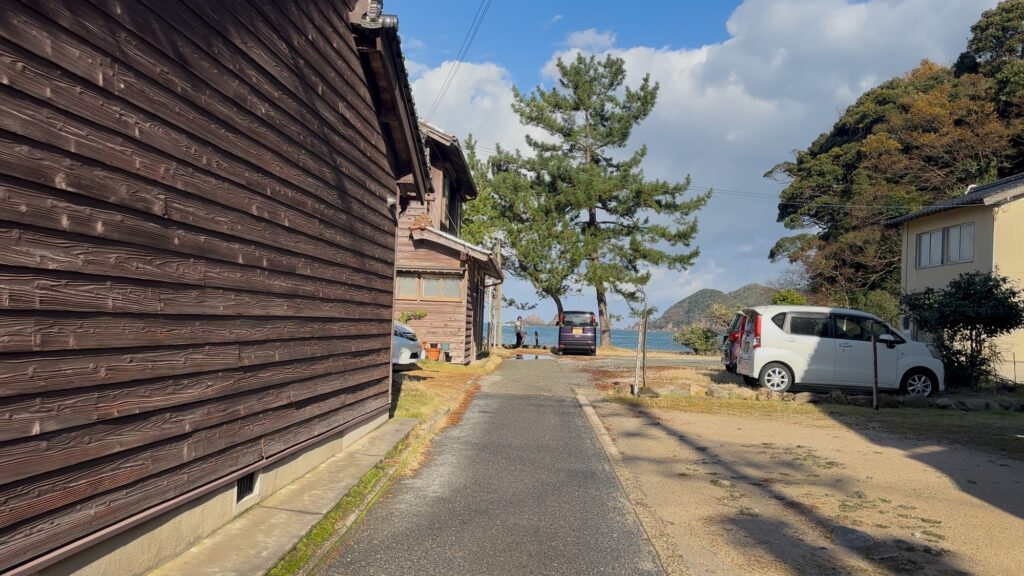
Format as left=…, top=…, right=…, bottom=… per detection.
left=562, top=312, right=594, bottom=326
left=787, top=313, right=830, bottom=337
left=771, top=313, right=785, bottom=329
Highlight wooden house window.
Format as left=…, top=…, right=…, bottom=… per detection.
left=396, top=272, right=462, bottom=301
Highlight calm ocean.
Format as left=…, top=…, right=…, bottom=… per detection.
left=492, top=324, right=694, bottom=353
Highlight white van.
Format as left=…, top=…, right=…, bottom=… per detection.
left=736, top=306, right=944, bottom=396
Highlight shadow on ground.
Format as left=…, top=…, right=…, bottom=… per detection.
left=614, top=401, right=972, bottom=575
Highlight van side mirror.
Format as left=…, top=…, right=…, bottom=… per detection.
left=877, top=334, right=896, bottom=349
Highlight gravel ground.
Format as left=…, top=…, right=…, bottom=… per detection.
left=320, top=357, right=663, bottom=576
left=590, top=398, right=1023, bottom=575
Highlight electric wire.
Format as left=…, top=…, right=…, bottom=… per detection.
left=424, top=0, right=494, bottom=121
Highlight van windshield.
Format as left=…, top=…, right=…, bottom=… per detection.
left=562, top=312, right=594, bottom=326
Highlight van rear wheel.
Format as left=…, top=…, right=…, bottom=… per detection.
left=760, top=363, right=793, bottom=393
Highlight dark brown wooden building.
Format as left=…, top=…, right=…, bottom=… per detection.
left=0, top=1, right=429, bottom=574
left=394, top=123, right=502, bottom=364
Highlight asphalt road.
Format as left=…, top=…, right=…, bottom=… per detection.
left=320, top=357, right=663, bottom=576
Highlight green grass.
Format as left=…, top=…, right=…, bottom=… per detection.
left=612, top=394, right=1024, bottom=458
left=825, top=405, right=1024, bottom=457
left=266, top=442, right=403, bottom=576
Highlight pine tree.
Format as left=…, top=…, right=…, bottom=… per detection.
left=511, top=54, right=708, bottom=346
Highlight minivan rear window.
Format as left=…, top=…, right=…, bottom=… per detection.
left=562, top=312, right=593, bottom=326
left=788, top=313, right=830, bottom=337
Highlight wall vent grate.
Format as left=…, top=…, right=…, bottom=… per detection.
left=236, top=472, right=256, bottom=503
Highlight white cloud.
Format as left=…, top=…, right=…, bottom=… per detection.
left=566, top=28, right=617, bottom=51
left=410, top=61, right=537, bottom=155
left=403, top=36, right=426, bottom=50
left=410, top=0, right=999, bottom=321
left=545, top=14, right=564, bottom=29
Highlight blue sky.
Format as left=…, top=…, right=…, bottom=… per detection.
left=389, top=0, right=997, bottom=324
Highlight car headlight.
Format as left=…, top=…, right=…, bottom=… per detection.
left=926, top=343, right=941, bottom=360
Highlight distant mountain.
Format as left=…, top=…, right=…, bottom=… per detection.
left=650, top=284, right=775, bottom=330
left=522, top=314, right=547, bottom=326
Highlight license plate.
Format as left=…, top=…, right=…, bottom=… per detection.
left=572, top=328, right=583, bottom=335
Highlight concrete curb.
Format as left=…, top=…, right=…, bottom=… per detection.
left=574, top=389, right=690, bottom=576
left=151, top=418, right=418, bottom=576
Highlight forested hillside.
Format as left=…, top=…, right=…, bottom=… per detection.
left=767, top=1, right=1024, bottom=316
left=651, top=284, right=775, bottom=330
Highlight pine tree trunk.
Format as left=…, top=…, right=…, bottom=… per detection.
left=596, top=283, right=611, bottom=348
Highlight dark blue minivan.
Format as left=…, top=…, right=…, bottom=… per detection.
left=557, top=310, right=598, bottom=355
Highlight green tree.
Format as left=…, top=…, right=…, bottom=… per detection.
left=955, top=0, right=1024, bottom=77
left=902, top=271, right=1024, bottom=387
left=460, top=136, right=500, bottom=248
left=674, top=325, right=721, bottom=356
left=771, top=289, right=807, bottom=306
left=767, top=61, right=1015, bottom=304
left=511, top=54, right=708, bottom=347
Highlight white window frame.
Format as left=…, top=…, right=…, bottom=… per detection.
left=915, top=222, right=974, bottom=269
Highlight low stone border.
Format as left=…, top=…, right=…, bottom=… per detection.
left=619, top=381, right=1024, bottom=412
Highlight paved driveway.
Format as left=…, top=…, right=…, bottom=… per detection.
left=320, top=357, right=663, bottom=576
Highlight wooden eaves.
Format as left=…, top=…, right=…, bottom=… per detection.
left=351, top=2, right=431, bottom=204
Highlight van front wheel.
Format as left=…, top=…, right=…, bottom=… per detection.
left=760, top=363, right=794, bottom=393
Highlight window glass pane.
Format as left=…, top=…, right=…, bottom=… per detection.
left=960, top=223, right=974, bottom=261
left=441, top=277, right=461, bottom=298
left=917, top=232, right=930, bottom=267
left=946, top=225, right=960, bottom=263
left=929, top=230, right=943, bottom=266
left=563, top=312, right=592, bottom=326
left=788, top=314, right=829, bottom=337
left=397, top=274, right=418, bottom=298
left=833, top=315, right=868, bottom=340
left=771, top=313, right=786, bottom=329
left=422, top=276, right=443, bottom=298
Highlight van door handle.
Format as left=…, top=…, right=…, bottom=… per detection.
left=838, top=342, right=854, bottom=348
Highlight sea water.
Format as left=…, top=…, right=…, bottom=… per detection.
left=491, top=324, right=694, bottom=353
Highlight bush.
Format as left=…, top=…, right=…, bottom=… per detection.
left=674, top=325, right=721, bottom=355
left=398, top=310, right=428, bottom=324
left=902, top=271, right=1024, bottom=388
left=771, top=289, right=807, bottom=305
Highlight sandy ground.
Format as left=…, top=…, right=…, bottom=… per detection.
left=589, top=397, right=1023, bottom=576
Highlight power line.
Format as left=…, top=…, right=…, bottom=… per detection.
left=424, top=0, right=493, bottom=121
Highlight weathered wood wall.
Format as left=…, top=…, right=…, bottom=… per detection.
left=0, top=0, right=397, bottom=571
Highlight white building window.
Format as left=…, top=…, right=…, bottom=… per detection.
left=916, top=222, right=974, bottom=268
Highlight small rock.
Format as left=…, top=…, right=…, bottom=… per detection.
left=756, top=388, right=775, bottom=401
left=707, top=385, right=734, bottom=399
left=794, top=391, right=820, bottom=404
left=870, top=551, right=899, bottom=561
left=878, top=394, right=901, bottom=409
left=733, top=387, right=758, bottom=400
left=932, top=397, right=954, bottom=409
left=848, top=395, right=872, bottom=407
left=637, top=387, right=660, bottom=398
left=711, top=479, right=735, bottom=489
left=902, top=395, right=929, bottom=409
left=824, top=390, right=848, bottom=405
left=960, top=399, right=989, bottom=412
left=781, top=392, right=796, bottom=402
left=832, top=526, right=875, bottom=550
left=737, top=506, right=761, bottom=517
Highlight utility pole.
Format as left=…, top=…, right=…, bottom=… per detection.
left=871, top=331, right=879, bottom=411
left=632, top=291, right=650, bottom=396
left=492, top=239, right=503, bottom=349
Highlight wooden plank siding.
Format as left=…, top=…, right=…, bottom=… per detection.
left=0, top=1, right=404, bottom=572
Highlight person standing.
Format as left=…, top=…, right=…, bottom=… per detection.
left=514, top=316, right=525, bottom=348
